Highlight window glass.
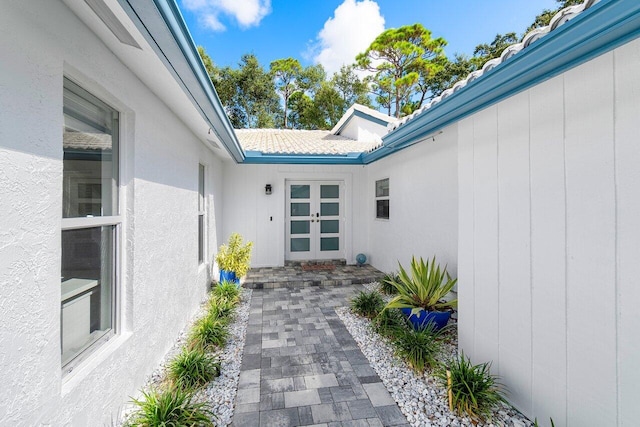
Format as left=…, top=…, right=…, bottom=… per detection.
left=375, top=178, right=389, bottom=197
left=291, top=220, right=310, bottom=234
left=291, top=203, right=310, bottom=216
left=63, top=79, right=118, bottom=218
left=320, top=202, right=339, bottom=216
left=320, top=185, right=339, bottom=199
left=375, top=178, right=390, bottom=219
left=291, top=185, right=310, bottom=199
left=61, top=226, right=114, bottom=367
left=61, top=78, right=119, bottom=370
left=320, top=220, right=339, bottom=234
left=320, top=237, right=339, bottom=251
left=291, top=238, right=310, bottom=252
left=198, top=164, right=205, bottom=264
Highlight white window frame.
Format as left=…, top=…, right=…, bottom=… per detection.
left=61, top=78, right=121, bottom=374
left=198, top=163, right=206, bottom=265
left=375, top=178, right=390, bottom=220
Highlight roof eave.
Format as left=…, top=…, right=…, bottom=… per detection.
left=118, top=0, right=245, bottom=162
left=364, top=0, right=640, bottom=164
left=243, top=151, right=364, bottom=165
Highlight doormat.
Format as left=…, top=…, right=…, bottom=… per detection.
left=301, top=264, right=336, bottom=272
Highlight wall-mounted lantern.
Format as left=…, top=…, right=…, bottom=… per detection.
left=265, top=184, right=272, bottom=195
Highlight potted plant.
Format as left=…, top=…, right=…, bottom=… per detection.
left=214, top=233, right=253, bottom=285
left=383, top=256, right=457, bottom=330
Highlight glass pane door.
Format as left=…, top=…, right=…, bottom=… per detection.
left=286, top=181, right=343, bottom=261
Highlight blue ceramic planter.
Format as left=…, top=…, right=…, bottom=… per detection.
left=401, top=308, right=451, bottom=331
left=219, top=269, right=239, bottom=285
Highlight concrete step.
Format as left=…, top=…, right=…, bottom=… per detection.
left=243, top=264, right=384, bottom=290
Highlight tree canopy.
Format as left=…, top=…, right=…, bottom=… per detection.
left=197, top=1, right=581, bottom=127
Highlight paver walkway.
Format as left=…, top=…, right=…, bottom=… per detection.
left=231, top=286, right=409, bottom=427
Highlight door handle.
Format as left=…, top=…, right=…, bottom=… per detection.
left=316, top=213, right=319, bottom=217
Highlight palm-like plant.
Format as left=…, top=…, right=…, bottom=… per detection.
left=384, top=256, right=457, bottom=314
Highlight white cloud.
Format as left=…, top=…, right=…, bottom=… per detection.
left=311, top=0, right=385, bottom=75
left=182, top=0, right=271, bottom=32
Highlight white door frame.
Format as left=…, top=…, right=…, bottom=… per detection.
left=285, top=180, right=345, bottom=261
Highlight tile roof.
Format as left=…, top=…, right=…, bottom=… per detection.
left=63, top=131, right=112, bottom=151
left=235, top=129, right=380, bottom=155
left=388, top=0, right=601, bottom=132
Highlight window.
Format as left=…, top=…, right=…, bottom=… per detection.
left=375, top=178, right=389, bottom=219
left=198, top=164, right=206, bottom=264
left=61, top=78, right=120, bottom=371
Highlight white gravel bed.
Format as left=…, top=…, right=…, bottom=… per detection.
left=119, top=288, right=252, bottom=426
left=337, top=287, right=532, bottom=427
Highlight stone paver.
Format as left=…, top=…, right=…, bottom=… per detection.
left=231, top=286, right=408, bottom=427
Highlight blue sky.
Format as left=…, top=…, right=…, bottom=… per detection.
left=178, top=0, right=559, bottom=74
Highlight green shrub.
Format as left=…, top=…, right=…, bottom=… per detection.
left=436, top=352, right=506, bottom=422
left=373, top=308, right=406, bottom=338
left=350, top=291, right=384, bottom=319
left=212, top=280, right=240, bottom=304
left=189, top=315, right=229, bottom=350
left=208, top=296, right=236, bottom=323
left=379, top=272, right=399, bottom=295
left=384, top=256, right=457, bottom=313
left=127, top=388, right=214, bottom=426
left=392, top=322, right=444, bottom=372
left=215, top=233, right=253, bottom=278
left=168, top=347, right=221, bottom=390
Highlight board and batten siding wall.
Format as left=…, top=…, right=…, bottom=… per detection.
left=221, top=163, right=368, bottom=267
left=457, top=37, right=640, bottom=426
left=365, top=127, right=458, bottom=275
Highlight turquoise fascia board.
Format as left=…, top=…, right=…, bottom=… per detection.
left=119, top=0, right=245, bottom=162
left=363, top=0, right=640, bottom=164
left=243, top=151, right=364, bottom=165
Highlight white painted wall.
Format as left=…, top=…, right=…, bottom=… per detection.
left=365, top=128, right=459, bottom=275
left=341, top=116, right=387, bottom=143
left=221, top=163, right=368, bottom=267
left=0, top=2, right=223, bottom=425
left=457, top=38, right=640, bottom=426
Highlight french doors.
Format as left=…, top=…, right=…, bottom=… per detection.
left=285, top=181, right=344, bottom=260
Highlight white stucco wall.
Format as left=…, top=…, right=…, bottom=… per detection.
left=0, top=2, right=223, bottom=425
left=365, top=128, right=459, bottom=275
left=221, top=163, right=368, bottom=267
left=457, top=38, right=640, bottom=426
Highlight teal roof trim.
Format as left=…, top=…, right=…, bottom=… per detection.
left=118, top=0, right=245, bottom=162
left=243, top=151, right=364, bottom=165
left=363, top=0, right=640, bottom=164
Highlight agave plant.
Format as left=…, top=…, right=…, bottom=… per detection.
left=383, top=256, right=457, bottom=314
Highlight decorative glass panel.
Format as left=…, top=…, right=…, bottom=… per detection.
left=198, top=164, right=205, bottom=211
left=376, top=200, right=389, bottom=219
left=291, top=185, right=310, bottom=199
left=320, top=237, right=339, bottom=251
left=63, top=78, right=118, bottom=218
left=320, top=220, right=339, bottom=234
left=291, top=220, right=310, bottom=234
left=320, top=202, right=339, bottom=216
left=320, top=185, right=339, bottom=199
left=291, top=203, right=310, bottom=216
left=375, top=178, right=389, bottom=197
left=61, top=226, right=114, bottom=367
left=291, top=238, right=310, bottom=252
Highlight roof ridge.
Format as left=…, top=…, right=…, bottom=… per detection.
left=388, top=0, right=600, bottom=132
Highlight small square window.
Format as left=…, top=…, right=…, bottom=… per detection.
left=375, top=178, right=389, bottom=219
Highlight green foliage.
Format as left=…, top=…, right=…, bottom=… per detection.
left=384, top=256, right=457, bottom=313
left=357, top=23, right=447, bottom=118
left=208, top=295, right=236, bottom=323
left=436, top=352, right=507, bottom=422
left=380, top=272, right=399, bottom=295
left=350, top=291, right=384, bottom=319
left=392, top=322, right=444, bottom=372
left=534, top=418, right=556, bottom=427
left=127, top=388, right=214, bottom=427
left=168, top=348, right=221, bottom=390
left=372, top=308, right=406, bottom=338
left=189, top=315, right=229, bottom=350
left=212, top=281, right=240, bottom=304
left=215, top=233, right=253, bottom=278
left=270, top=57, right=303, bottom=128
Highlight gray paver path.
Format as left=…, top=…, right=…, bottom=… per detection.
left=232, top=286, right=409, bottom=427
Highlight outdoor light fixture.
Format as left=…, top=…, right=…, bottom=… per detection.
left=265, top=184, right=272, bottom=195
